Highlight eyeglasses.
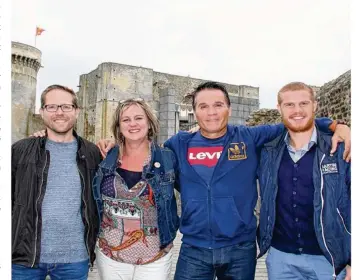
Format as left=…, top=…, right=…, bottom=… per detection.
left=43, top=104, right=76, bottom=112
left=119, top=98, right=144, bottom=104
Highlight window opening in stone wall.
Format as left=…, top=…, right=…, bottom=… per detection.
left=188, top=113, right=194, bottom=124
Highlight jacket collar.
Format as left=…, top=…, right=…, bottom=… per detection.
left=284, top=127, right=317, bottom=148
left=264, top=124, right=334, bottom=157
left=178, top=125, right=237, bottom=142
left=99, top=141, right=164, bottom=175
left=98, top=145, right=119, bottom=172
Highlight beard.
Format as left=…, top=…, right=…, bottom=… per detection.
left=43, top=117, right=76, bottom=135
left=282, top=114, right=315, bottom=133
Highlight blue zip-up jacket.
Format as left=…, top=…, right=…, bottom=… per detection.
left=257, top=127, right=351, bottom=277
left=92, top=142, right=180, bottom=248
left=165, top=124, right=289, bottom=248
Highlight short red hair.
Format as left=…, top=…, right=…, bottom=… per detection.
left=277, top=82, right=315, bottom=104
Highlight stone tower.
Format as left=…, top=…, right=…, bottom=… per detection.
left=11, top=41, right=42, bottom=143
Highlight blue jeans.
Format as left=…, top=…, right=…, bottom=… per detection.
left=12, top=260, right=89, bottom=280
left=174, top=241, right=257, bottom=280
left=266, top=246, right=346, bottom=280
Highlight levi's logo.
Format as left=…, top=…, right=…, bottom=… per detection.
left=187, top=146, right=223, bottom=167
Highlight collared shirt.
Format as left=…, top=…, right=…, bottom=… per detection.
left=284, top=128, right=317, bottom=163
left=272, top=127, right=322, bottom=255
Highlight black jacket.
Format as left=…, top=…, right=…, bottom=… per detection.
left=12, top=132, right=102, bottom=267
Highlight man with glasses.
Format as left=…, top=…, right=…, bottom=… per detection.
left=12, top=85, right=102, bottom=280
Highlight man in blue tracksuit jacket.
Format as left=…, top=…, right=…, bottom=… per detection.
left=164, top=81, right=350, bottom=280
left=257, top=82, right=351, bottom=280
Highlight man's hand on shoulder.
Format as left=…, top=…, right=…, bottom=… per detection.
left=330, top=123, right=351, bottom=162
left=30, top=129, right=46, bottom=137
left=96, top=139, right=116, bottom=158
left=345, top=265, right=351, bottom=280
left=188, top=125, right=200, bottom=133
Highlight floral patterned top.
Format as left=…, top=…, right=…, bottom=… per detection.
left=97, top=156, right=172, bottom=265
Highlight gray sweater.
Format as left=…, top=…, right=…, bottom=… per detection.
left=40, top=139, right=88, bottom=263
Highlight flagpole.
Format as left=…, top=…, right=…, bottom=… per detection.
left=34, top=26, right=45, bottom=47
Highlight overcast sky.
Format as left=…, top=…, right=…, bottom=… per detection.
left=11, top=0, right=350, bottom=110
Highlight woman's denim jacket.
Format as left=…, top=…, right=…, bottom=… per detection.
left=92, top=142, right=180, bottom=248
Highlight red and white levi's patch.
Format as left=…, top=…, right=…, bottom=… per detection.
left=187, top=146, right=224, bottom=167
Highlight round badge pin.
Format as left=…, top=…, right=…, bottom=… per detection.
left=154, top=162, right=161, bottom=168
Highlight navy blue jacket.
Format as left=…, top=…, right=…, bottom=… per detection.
left=92, top=143, right=180, bottom=248
left=257, top=128, right=351, bottom=276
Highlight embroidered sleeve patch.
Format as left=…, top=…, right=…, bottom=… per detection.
left=228, top=142, right=247, bottom=160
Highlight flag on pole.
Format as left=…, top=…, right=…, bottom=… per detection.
left=36, top=26, right=45, bottom=36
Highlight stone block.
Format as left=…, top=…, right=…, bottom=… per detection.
left=160, top=119, right=176, bottom=128
left=167, top=127, right=175, bottom=135
left=159, top=95, right=175, bottom=105
left=237, top=119, right=245, bottom=125
left=231, top=103, right=239, bottom=110
left=243, top=111, right=250, bottom=119
left=252, top=99, right=260, bottom=106
left=159, top=96, right=167, bottom=105
left=249, top=106, right=256, bottom=113
left=160, top=103, right=176, bottom=112
left=231, top=110, right=239, bottom=117
left=148, top=100, right=159, bottom=112
left=167, top=87, right=176, bottom=96
left=229, top=96, right=238, bottom=103
left=159, top=87, right=176, bottom=98
left=157, top=135, right=168, bottom=144
left=160, top=111, right=176, bottom=120
left=232, top=117, right=242, bottom=124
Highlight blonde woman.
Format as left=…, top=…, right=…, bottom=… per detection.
left=92, top=98, right=179, bottom=280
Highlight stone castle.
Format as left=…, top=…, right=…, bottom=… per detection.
left=11, top=42, right=351, bottom=144
left=11, top=42, right=260, bottom=143
left=76, top=63, right=259, bottom=144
